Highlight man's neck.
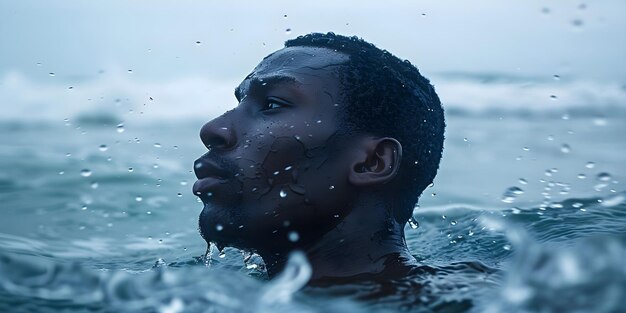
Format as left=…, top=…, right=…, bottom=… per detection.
left=261, top=194, right=417, bottom=281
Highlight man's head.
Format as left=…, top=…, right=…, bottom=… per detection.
left=193, top=33, right=444, bottom=260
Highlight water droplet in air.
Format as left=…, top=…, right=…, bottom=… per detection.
left=577, top=173, right=586, bottom=179
left=502, top=186, right=524, bottom=203
left=597, top=172, right=611, bottom=182
left=560, top=144, right=571, bottom=153
left=279, top=189, right=287, bottom=198
left=288, top=231, right=299, bottom=242
left=285, top=28, right=292, bottom=34
left=81, top=205, right=87, bottom=210
left=283, top=14, right=288, bottom=19
left=153, top=143, right=161, bottom=148
left=195, top=41, right=201, bottom=45
left=135, top=196, right=143, bottom=202
left=177, top=193, right=183, bottom=197
left=127, top=69, right=133, bottom=73
left=218, top=250, right=226, bottom=258
left=98, top=144, right=108, bottom=152
left=593, top=118, right=607, bottom=127
left=49, top=72, right=55, bottom=77
left=408, top=217, right=419, bottom=229
left=80, top=169, right=92, bottom=177
left=523, top=147, right=530, bottom=151
left=550, top=95, right=558, bottom=100
left=450, top=220, right=457, bottom=226
left=116, top=123, right=125, bottom=133
left=128, top=167, right=134, bottom=172
left=519, top=178, right=528, bottom=185
left=586, top=162, right=595, bottom=169
left=90, top=182, right=98, bottom=189
left=553, top=74, right=560, bottom=80
left=503, top=245, right=512, bottom=251
left=571, top=19, right=584, bottom=27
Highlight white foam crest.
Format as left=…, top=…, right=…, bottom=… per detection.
left=0, top=71, right=237, bottom=123
left=2, top=71, right=625, bottom=123
left=436, top=77, right=626, bottom=115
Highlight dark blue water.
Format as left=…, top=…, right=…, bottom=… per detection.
left=0, top=115, right=624, bottom=313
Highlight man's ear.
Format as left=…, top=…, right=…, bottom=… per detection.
left=348, top=137, right=402, bottom=186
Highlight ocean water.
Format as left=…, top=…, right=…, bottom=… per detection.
left=0, top=112, right=625, bottom=313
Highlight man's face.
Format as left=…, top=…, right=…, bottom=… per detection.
left=193, top=46, right=354, bottom=253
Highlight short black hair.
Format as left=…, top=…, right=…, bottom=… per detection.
left=285, top=32, right=445, bottom=224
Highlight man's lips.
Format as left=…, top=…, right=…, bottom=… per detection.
left=192, top=157, right=231, bottom=196
left=192, top=177, right=225, bottom=196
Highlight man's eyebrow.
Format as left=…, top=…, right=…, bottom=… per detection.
left=234, top=75, right=302, bottom=100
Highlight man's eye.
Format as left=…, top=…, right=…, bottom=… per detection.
left=262, top=98, right=289, bottom=111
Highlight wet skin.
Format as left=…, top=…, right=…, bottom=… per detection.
left=194, top=46, right=416, bottom=281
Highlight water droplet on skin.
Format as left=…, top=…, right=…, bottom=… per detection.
left=408, top=217, right=419, bottom=229
left=116, top=123, right=125, bottom=133
left=216, top=224, right=223, bottom=231
left=329, top=185, right=335, bottom=190
left=560, top=144, right=571, bottom=153
left=288, top=231, right=299, bottom=242
left=597, top=172, right=612, bottom=182
left=279, top=189, right=287, bottom=198
left=98, top=144, right=108, bottom=152
left=585, top=162, right=595, bottom=169
left=135, top=196, right=143, bottom=202
left=128, top=167, right=134, bottom=172
left=519, top=178, right=528, bottom=185
left=273, top=171, right=280, bottom=176
left=80, top=169, right=92, bottom=177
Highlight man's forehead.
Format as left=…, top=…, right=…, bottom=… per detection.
left=251, top=46, right=349, bottom=77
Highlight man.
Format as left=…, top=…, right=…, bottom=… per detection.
left=193, top=32, right=444, bottom=283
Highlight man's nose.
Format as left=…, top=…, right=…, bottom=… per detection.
left=199, top=114, right=237, bottom=151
